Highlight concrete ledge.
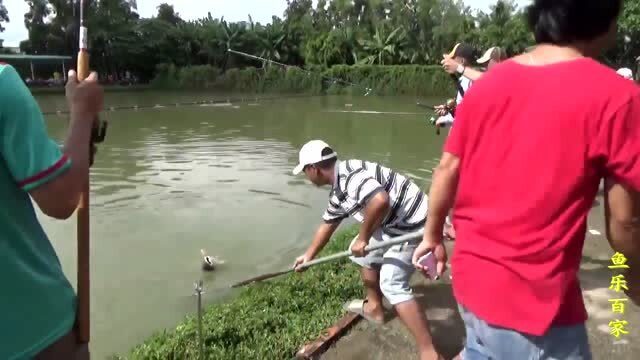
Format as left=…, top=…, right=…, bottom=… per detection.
left=296, top=312, right=362, bottom=359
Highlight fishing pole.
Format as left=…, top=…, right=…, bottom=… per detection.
left=230, top=229, right=424, bottom=288
left=417, top=44, right=466, bottom=136
left=75, top=0, right=107, bottom=345
left=227, top=49, right=373, bottom=96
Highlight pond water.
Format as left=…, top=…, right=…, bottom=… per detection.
left=34, top=91, right=446, bottom=358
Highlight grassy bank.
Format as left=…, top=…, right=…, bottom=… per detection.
left=117, top=226, right=361, bottom=359
left=151, top=64, right=455, bottom=97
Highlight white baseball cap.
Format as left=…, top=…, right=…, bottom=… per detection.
left=616, top=67, right=633, bottom=80
left=292, top=140, right=337, bottom=175
left=477, top=46, right=500, bottom=64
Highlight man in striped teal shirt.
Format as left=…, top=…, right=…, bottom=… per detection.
left=0, top=63, right=103, bottom=359
left=292, top=140, right=443, bottom=360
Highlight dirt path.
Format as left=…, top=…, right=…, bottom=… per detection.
left=322, top=191, right=638, bottom=360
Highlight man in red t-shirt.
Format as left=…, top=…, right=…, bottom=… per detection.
left=413, top=0, right=639, bottom=359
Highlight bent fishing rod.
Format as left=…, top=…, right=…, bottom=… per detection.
left=417, top=44, right=465, bottom=135
left=75, top=0, right=107, bottom=345
left=227, top=49, right=373, bottom=96
left=230, top=229, right=424, bottom=288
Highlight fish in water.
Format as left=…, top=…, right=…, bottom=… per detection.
left=200, top=249, right=225, bottom=271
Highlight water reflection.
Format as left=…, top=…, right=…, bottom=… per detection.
left=36, top=94, right=445, bottom=358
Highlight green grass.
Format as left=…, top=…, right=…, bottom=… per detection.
left=117, top=226, right=361, bottom=359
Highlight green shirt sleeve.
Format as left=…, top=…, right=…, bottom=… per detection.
left=0, top=64, right=71, bottom=192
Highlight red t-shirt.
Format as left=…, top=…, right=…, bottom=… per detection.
left=445, top=57, right=640, bottom=336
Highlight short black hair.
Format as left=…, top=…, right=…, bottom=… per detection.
left=526, top=0, right=622, bottom=45
left=315, top=147, right=337, bottom=169
left=453, top=43, right=475, bottom=63
left=303, top=147, right=337, bottom=172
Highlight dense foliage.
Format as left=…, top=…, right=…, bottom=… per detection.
left=112, top=226, right=361, bottom=359
left=0, top=1, right=7, bottom=33
left=152, top=63, right=454, bottom=96
left=1, top=0, right=638, bottom=83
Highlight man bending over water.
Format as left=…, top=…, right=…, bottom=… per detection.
left=292, top=140, right=443, bottom=360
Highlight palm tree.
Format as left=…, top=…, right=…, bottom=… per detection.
left=359, top=25, right=405, bottom=65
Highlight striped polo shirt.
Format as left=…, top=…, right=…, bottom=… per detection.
left=323, top=159, right=427, bottom=236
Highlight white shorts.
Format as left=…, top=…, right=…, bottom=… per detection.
left=348, top=229, right=418, bottom=305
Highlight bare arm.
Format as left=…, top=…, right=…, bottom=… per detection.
left=604, top=179, right=640, bottom=262
left=461, top=67, right=484, bottom=81
left=30, top=70, right=103, bottom=220
left=304, top=221, right=342, bottom=259
left=441, top=56, right=485, bottom=81
left=357, top=191, right=390, bottom=245
left=424, top=153, right=460, bottom=243
left=604, top=179, right=640, bottom=305
left=29, top=111, right=93, bottom=219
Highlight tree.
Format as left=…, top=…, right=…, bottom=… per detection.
left=156, top=3, right=182, bottom=25
left=14, top=0, right=631, bottom=83
left=0, top=0, right=8, bottom=33
left=359, top=25, right=406, bottom=65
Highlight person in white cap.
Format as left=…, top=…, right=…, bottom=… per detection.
left=616, top=67, right=634, bottom=80
left=442, top=46, right=507, bottom=81
left=291, top=139, right=444, bottom=360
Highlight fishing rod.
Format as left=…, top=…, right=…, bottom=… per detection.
left=230, top=229, right=424, bottom=288
left=227, top=49, right=373, bottom=96
left=75, top=0, right=107, bottom=345
left=417, top=44, right=466, bottom=136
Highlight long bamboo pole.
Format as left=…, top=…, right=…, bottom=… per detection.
left=75, top=0, right=107, bottom=343
left=76, top=0, right=90, bottom=344
left=230, top=230, right=423, bottom=288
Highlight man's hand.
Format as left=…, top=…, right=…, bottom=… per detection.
left=412, top=231, right=448, bottom=279
left=441, top=55, right=461, bottom=75
left=434, top=104, right=448, bottom=116
left=351, top=237, right=368, bottom=257
left=66, top=70, right=104, bottom=117
left=293, top=253, right=313, bottom=272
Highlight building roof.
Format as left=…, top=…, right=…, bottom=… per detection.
left=0, top=54, right=72, bottom=63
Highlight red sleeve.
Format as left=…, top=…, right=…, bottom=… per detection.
left=595, top=93, right=640, bottom=191
left=443, top=101, right=469, bottom=158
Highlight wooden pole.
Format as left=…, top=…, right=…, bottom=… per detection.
left=76, top=0, right=90, bottom=344
left=230, top=230, right=424, bottom=288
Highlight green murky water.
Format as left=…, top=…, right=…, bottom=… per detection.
left=34, top=92, right=445, bottom=358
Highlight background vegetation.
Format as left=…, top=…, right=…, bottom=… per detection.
left=1, top=0, right=639, bottom=87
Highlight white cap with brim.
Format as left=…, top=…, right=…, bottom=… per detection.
left=292, top=139, right=337, bottom=175
left=617, top=67, right=633, bottom=80
left=477, top=47, right=497, bottom=64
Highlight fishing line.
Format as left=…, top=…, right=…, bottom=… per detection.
left=227, top=49, right=373, bottom=96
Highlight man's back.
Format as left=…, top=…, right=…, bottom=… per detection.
left=445, top=57, right=640, bottom=335
left=322, top=159, right=427, bottom=236
left=0, top=64, right=77, bottom=359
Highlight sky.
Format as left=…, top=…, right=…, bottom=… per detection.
left=0, top=0, right=530, bottom=47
